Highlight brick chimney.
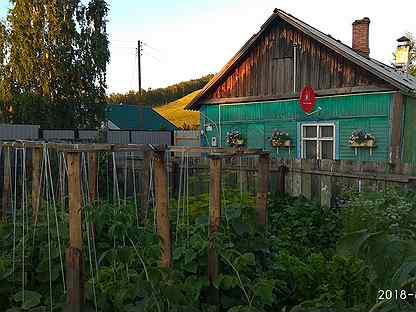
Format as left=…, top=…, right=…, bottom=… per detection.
left=352, top=17, right=370, bottom=57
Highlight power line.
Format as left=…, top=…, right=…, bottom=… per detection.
left=142, top=42, right=163, bottom=54
left=142, top=50, right=163, bottom=64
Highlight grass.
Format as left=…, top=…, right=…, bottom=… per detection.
left=154, top=90, right=201, bottom=129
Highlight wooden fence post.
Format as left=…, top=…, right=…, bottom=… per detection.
left=66, top=152, right=84, bottom=311
left=2, top=146, right=11, bottom=222
left=154, top=150, right=172, bottom=268
left=256, top=153, right=270, bottom=227
left=32, top=148, right=43, bottom=224
left=141, top=150, right=151, bottom=224
left=208, top=154, right=222, bottom=305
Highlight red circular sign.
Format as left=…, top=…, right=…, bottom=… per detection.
left=300, top=86, right=317, bottom=114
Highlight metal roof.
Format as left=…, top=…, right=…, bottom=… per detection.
left=105, top=104, right=177, bottom=131
left=186, top=9, right=416, bottom=110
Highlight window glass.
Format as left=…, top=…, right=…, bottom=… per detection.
left=304, top=141, right=317, bottom=159
left=321, top=140, right=334, bottom=159
left=320, top=126, right=334, bottom=138
left=303, top=126, right=317, bottom=138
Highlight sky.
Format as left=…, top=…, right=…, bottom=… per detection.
left=1, top=0, right=416, bottom=94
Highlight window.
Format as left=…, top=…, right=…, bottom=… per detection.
left=301, top=124, right=336, bottom=160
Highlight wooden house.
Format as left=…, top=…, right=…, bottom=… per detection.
left=186, top=9, right=416, bottom=163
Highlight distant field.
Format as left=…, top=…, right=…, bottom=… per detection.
left=154, top=90, right=201, bottom=129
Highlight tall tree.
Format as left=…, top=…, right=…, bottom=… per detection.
left=407, top=33, right=416, bottom=76
left=0, top=0, right=109, bottom=127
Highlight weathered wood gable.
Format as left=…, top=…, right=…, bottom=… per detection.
left=202, top=19, right=393, bottom=103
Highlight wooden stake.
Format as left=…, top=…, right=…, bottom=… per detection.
left=32, top=148, right=43, bottom=224
left=1, top=147, right=11, bottom=222
left=140, top=150, right=151, bottom=224
left=256, top=153, right=270, bottom=227
left=66, top=152, right=84, bottom=310
left=154, top=150, right=172, bottom=268
left=208, top=155, right=222, bottom=304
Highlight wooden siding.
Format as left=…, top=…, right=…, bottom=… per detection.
left=201, top=93, right=394, bottom=161
left=403, top=96, right=416, bottom=163
left=203, top=20, right=392, bottom=102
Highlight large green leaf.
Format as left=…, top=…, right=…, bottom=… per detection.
left=13, top=290, right=42, bottom=310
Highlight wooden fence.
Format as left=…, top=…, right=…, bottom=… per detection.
left=167, top=157, right=416, bottom=207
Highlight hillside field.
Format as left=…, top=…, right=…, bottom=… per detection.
left=154, top=90, right=201, bottom=129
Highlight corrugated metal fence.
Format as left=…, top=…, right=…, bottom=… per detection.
left=0, top=124, right=40, bottom=140
left=0, top=124, right=200, bottom=148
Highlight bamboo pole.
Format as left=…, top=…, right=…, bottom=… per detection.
left=32, top=148, right=43, bottom=224
left=66, top=152, right=84, bottom=311
left=154, top=150, right=172, bottom=268
left=256, top=153, right=270, bottom=227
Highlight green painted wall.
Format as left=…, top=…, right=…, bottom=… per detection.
left=201, top=92, right=394, bottom=161
left=403, top=95, right=416, bottom=163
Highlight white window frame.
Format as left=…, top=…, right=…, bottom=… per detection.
left=301, top=123, right=336, bottom=160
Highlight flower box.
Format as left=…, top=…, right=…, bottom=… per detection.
left=234, top=139, right=245, bottom=147
left=226, top=130, right=245, bottom=147
left=350, top=139, right=376, bottom=148
left=271, top=140, right=291, bottom=148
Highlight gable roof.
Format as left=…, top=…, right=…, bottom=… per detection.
left=105, top=104, right=177, bottom=131
left=186, top=8, right=416, bottom=110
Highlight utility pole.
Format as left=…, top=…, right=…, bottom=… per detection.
left=138, top=40, right=142, bottom=96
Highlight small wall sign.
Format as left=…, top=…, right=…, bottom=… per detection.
left=300, top=86, right=317, bottom=114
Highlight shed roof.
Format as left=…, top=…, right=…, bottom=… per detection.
left=105, top=104, right=177, bottom=131
left=186, top=9, right=416, bottom=110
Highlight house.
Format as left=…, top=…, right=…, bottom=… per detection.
left=186, top=9, right=416, bottom=163
left=105, top=104, right=177, bottom=131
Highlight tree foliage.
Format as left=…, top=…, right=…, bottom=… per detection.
left=107, top=74, right=214, bottom=107
left=0, top=0, right=110, bottom=127
left=407, top=33, right=416, bottom=76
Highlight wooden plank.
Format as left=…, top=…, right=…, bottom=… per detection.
left=256, top=154, right=270, bottom=227
left=154, top=150, right=172, bottom=268
left=292, top=159, right=302, bottom=197
left=66, top=152, right=83, bottom=311
left=200, top=86, right=394, bottom=105
left=1, top=147, right=11, bottom=222
left=67, top=152, right=82, bottom=250
left=390, top=92, right=404, bottom=163
left=301, top=159, right=312, bottom=200
left=320, top=159, right=334, bottom=208
left=208, top=155, right=222, bottom=305
left=32, top=148, right=43, bottom=224
left=65, top=247, right=84, bottom=312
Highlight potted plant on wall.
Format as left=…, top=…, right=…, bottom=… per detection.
left=349, top=130, right=376, bottom=156
left=269, top=130, right=291, bottom=148
left=349, top=130, right=376, bottom=147
left=225, top=129, right=245, bottom=148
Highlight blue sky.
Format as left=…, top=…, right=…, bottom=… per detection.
left=1, top=0, right=416, bottom=94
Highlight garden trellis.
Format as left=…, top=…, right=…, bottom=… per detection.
left=0, top=141, right=270, bottom=311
